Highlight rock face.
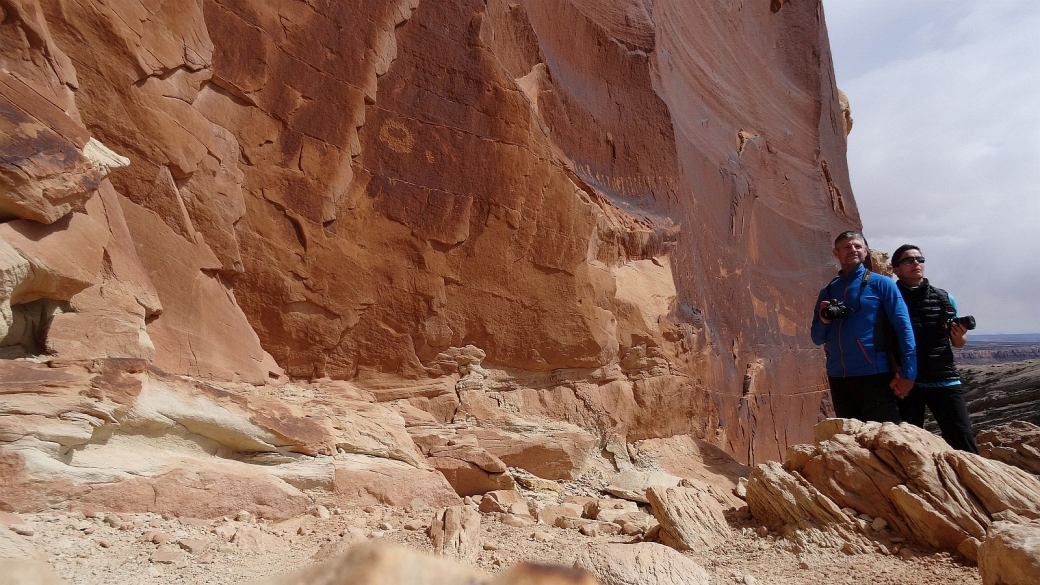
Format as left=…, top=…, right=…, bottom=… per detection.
left=1, top=0, right=859, bottom=472
left=746, top=419, right=1040, bottom=560
left=978, top=521, right=1040, bottom=585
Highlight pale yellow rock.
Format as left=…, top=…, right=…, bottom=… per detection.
left=646, top=482, right=730, bottom=552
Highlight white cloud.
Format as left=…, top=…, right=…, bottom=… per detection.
left=824, top=0, right=1040, bottom=334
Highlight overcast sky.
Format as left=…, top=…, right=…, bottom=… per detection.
left=821, top=0, right=1040, bottom=335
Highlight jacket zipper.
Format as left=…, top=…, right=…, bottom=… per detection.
left=855, top=337, right=873, bottom=364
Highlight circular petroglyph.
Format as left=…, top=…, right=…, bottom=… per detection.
left=379, top=119, right=415, bottom=154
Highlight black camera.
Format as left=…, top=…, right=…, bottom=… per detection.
left=821, top=300, right=852, bottom=320
left=946, top=315, right=976, bottom=331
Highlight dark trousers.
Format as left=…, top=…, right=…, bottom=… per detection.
left=897, top=383, right=978, bottom=453
left=828, top=373, right=902, bottom=424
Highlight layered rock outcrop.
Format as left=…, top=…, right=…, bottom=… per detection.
left=746, top=419, right=1040, bottom=561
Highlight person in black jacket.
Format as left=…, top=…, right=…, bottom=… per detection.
left=890, top=244, right=977, bottom=453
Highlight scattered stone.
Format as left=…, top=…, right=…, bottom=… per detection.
left=197, top=552, right=216, bottom=564
left=531, top=531, right=553, bottom=542
left=536, top=504, right=584, bottom=526
left=735, top=477, right=748, bottom=499
left=478, top=490, right=528, bottom=515
left=232, top=526, right=288, bottom=552
left=872, top=517, right=888, bottom=531
left=177, top=538, right=209, bottom=554
left=555, top=517, right=592, bottom=531
left=150, top=550, right=184, bottom=564
left=314, top=505, right=331, bottom=520
left=9, top=525, right=33, bottom=537
left=236, top=511, right=252, bottom=523
left=579, top=521, right=621, bottom=537
left=377, top=522, right=393, bottom=531
left=500, top=514, right=535, bottom=528
left=403, top=519, right=426, bottom=531
left=99, top=540, right=112, bottom=548
left=482, top=543, right=499, bottom=551
left=513, top=474, right=564, bottom=494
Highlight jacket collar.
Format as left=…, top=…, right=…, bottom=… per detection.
left=898, top=277, right=930, bottom=295
left=838, top=263, right=867, bottom=281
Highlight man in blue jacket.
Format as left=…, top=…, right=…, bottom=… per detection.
left=811, top=231, right=917, bottom=423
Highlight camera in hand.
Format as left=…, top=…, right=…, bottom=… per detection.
left=946, top=315, right=976, bottom=331
left=821, top=300, right=853, bottom=320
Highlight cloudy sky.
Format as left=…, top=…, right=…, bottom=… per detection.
left=821, top=0, right=1040, bottom=334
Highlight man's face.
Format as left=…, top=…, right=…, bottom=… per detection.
left=832, top=237, right=868, bottom=272
left=893, top=248, right=926, bottom=285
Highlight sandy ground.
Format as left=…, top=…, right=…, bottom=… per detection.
left=14, top=499, right=981, bottom=585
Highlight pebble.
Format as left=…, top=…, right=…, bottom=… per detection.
left=483, top=543, right=499, bottom=551
left=531, top=531, right=554, bottom=542
left=151, top=550, right=184, bottom=564
left=236, top=511, right=252, bottom=523
left=756, top=526, right=769, bottom=537
left=178, top=538, right=209, bottom=553
left=799, top=561, right=810, bottom=570
left=403, top=519, right=426, bottom=531
left=10, top=525, right=33, bottom=536
left=742, top=576, right=758, bottom=585
left=99, top=540, right=112, bottom=548
left=314, top=505, right=331, bottom=520
left=103, top=513, right=122, bottom=528
left=871, top=517, right=888, bottom=531
left=377, top=522, right=393, bottom=531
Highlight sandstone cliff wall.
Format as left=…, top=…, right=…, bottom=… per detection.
left=1, top=0, right=859, bottom=471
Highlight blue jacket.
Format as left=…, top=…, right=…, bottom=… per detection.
left=811, top=264, right=917, bottom=380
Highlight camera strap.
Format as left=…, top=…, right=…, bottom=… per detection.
left=826, top=269, right=871, bottom=311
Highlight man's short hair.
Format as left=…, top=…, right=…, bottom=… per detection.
left=892, top=244, right=921, bottom=267
left=834, top=230, right=866, bottom=248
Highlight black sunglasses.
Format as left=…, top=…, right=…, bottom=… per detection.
left=897, top=256, right=925, bottom=266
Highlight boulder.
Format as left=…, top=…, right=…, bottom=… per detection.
left=574, top=542, right=711, bottom=585
left=333, top=455, right=462, bottom=509
left=429, top=506, right=482, bottom=562
left=977, top=421, right=1040, bottom=475
left=646, top=482, right=731, bottom=551
left=604, top=470, right=681, bottom=503
left=478, top=490, right=529, bottom=516
left=978, top=521, right=1040, bottom=585
left=428, top=457, right=516, bottom=497
left=427, top=442, right=515, bottom=496
left=459, top=428, right=596, bottom=481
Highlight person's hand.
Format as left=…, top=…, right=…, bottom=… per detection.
left=950, top=322, right=968, bottom=348
left=819, top=301, right=832, bottom=324
left=890, top=371, right=914, bottom=399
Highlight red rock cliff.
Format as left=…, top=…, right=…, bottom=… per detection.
left=0, top=0, right=859, bottom=464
